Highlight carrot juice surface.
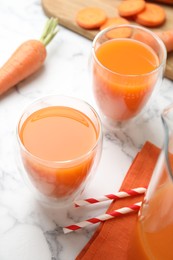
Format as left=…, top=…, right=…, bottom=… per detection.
left=93, top=38, right=159, bottom=121
left=20, top=106, right=97, bottom=161
left=95, top=39, right=158, bottom=75
left=19, top=106, right=99, bottom=198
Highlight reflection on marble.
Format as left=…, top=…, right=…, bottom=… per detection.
left=0, top=0, right=173, bottom=259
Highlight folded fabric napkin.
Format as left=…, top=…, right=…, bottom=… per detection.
left=76, top=141, right=160, bottom=260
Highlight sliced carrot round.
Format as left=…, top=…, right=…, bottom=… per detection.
left=76, top=7, right=107, bottom=29
left=135, top=3, right=166, bottom=27
left=100, top=17, right=131, bottom=39
left=100, top=17, right=130, bottom=31
left=117, top=0, right=146, bottom=17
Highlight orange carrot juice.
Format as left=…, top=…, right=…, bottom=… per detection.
left=93, top=38, right=159, bottom=121
left=19, top=105, right=100, bottom=199
left=128, top=182, right=173, bottom=259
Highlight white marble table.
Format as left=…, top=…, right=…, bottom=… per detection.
left=0, top=0, right=173, bottom=259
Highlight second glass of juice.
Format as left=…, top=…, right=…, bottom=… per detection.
left=17, top=95, right=103, bottom=207
left=92, top=24, right=166, bottom=127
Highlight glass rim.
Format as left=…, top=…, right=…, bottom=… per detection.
left=16, top=94, right=103, bottom=166
left=92, top=24, right=167, bottom=78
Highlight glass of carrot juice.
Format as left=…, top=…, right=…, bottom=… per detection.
left=92, top=24, right=166, bottom=127
left=17, top=95, right=103, bottom=207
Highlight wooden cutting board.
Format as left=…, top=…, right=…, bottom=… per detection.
left=42, top=0, right=173, bottom=80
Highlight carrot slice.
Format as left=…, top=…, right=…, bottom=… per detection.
left=117, top=0, right=146, bottom=17
left=76, top=7, right=107, bottom=29
left=100, top=17, right=131, bottom=39
left=135, top=3, right=166, bottom=27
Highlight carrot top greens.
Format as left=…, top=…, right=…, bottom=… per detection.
left=40, top=17, right=59, bottom=46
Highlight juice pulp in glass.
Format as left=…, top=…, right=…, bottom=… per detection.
left=19, top=106, right=98, bottom=198
left=93, top=38, right=159, bottom=121
left=128, top=182, right=173, bottom=260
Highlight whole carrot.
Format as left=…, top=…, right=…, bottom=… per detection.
left=156, top=30, right=173, bottom=53
left=132, top=29, right=173, bottom=53
left=0, top=17, right=59, bottom=95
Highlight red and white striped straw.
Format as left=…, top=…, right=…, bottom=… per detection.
left=63, top=201, right=142, bottom=234
left=74, top=187, right=146, bottom=207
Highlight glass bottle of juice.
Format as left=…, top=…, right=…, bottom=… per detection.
left=128, top=104, right=173, bottom=260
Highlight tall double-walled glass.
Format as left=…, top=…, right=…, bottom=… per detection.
left=92, top=24, right=166, bottom=127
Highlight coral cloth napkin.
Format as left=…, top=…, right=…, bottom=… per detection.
left=76, top=141, right=160, bottom=260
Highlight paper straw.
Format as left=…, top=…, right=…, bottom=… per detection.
left=63, top=201, right=142, bottom=234
left=74, top=187, right=146, bottom=207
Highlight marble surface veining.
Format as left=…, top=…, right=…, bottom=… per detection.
left=0, top=0, right=173, bottom=259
